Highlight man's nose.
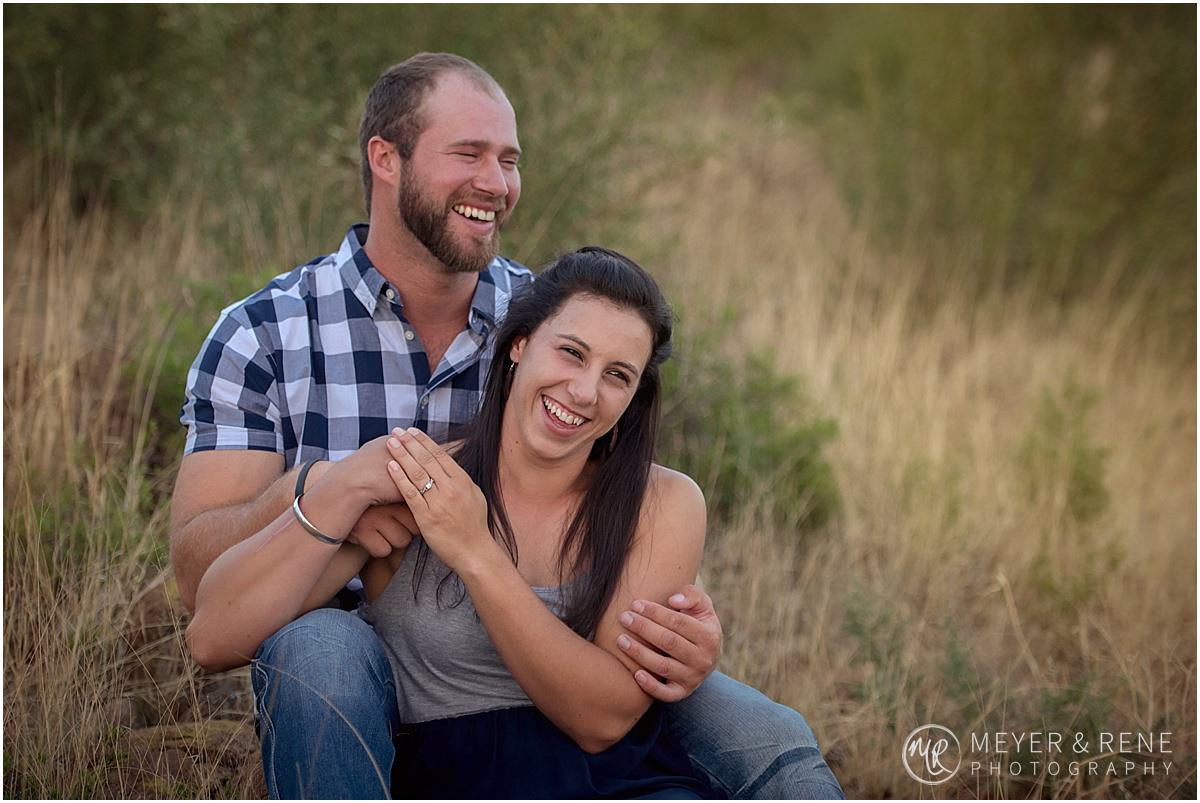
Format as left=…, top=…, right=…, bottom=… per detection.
left=472, top=156, right=509, bottom=200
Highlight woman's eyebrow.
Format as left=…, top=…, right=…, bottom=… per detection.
left=557, top=333, right=640, bottom=376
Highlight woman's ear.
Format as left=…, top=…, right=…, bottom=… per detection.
left=509, top=336, right=527, bottom=364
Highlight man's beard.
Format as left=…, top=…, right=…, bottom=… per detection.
left=398, top=172, right=501, bottom=274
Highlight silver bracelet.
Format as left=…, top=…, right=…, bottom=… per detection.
left=292, top=493, right=343, bottom=545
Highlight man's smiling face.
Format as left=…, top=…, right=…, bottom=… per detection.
left=397, top=73, right=522, bottom=273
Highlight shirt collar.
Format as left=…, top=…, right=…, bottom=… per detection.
left=336, top=223, right=504, bottom=332
left=466, top=266, right=500, bottom=334
left=336, top=223, right=387, bottom=316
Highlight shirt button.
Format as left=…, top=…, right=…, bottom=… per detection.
left=420, top=397, right=429, bottom=407
left=404, top=329, right=415, bottom=341
left=385, top=288, right=396, bottom=301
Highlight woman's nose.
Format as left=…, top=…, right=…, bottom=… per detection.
left=567, top=373, right=599, bottom=408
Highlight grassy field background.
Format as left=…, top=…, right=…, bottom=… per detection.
left=4, top=6, right=1196, bottom=798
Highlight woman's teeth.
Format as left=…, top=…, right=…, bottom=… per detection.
left=542, top=396, right=584, bottom=426
left=453, top=204, right=496, bottom=222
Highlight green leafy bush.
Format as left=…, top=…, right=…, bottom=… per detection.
left=1018, top=379, right=1123, bottom=609
left=1018, top=379, right=1111, bottom=527
left=659, top=317, right=840, bottom=531
left=4, top=5, right=669, bottom=265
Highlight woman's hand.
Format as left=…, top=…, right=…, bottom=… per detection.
left=384, top=427, right=495, bottom=574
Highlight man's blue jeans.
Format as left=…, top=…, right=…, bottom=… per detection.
left=252, top=608, right=844, bottom=799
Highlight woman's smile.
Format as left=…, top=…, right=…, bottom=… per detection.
left=539, top=394, right=590, bottom=435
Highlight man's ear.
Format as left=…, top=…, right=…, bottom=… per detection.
left=509, top=336, right=527, bottom=364
left=368, top=136, right=401, bottom=191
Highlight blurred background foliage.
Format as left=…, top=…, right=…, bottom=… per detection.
left=6, top=5, right=1194, bottom=311
left=668, top=5, right=1196, bottom=315
left=4, top=4, right=671, bottom=261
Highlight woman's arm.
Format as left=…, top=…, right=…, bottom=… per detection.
left=465, top=468, right=706, bottom=753
left=385, top=429, right=706, bottom=753
left=186, top=439, right=403, bottom=671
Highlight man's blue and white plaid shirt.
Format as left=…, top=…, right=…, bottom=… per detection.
left=180, top=224, right=533, bottom=468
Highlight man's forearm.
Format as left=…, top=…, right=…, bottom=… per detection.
left=171, top=461, right=331, bottom=611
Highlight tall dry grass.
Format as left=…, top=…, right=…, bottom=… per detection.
left=639, top=93, right=1196, bottom=798
left=3, top=143, right=272, bottom=797
left=3, top=104, right=1195, bottom=798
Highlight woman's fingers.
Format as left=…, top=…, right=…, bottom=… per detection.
left=402, top=427, right=467, bottom=479
left=387, top=435, right=434, bottom=491
left=388, top=460, right=433, bottom=516
left=385, top=446, right=427, bottom=508
left=392, top=427, right=453, bottom=480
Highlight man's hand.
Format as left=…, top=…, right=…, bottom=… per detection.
left=345, top=502, right=418, bottom=558
left=616, top=584, right=724, bottom=702
left=320, top=434, right=411, bottom=508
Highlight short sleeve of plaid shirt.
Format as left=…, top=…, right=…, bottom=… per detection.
left=181, top=305, right=284, bottom=455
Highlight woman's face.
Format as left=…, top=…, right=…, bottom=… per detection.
left=506, top=293, right=654, bottom=464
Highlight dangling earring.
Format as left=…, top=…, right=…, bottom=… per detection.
left=607, top=423, right=619, bottom=454
left=505, top=359, right=517, bottom=398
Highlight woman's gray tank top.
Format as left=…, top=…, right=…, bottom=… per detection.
left=360, top=545, right=572, bottom=724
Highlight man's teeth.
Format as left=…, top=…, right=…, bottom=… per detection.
left=542, top=396, right=584, bottom=426
left=453, top=204, right=496, bottom=222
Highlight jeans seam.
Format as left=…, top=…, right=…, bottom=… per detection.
left=254, top=653, right=393, bottom=797
left=252, top=661, right=280, bottom=799
left=667, top=719, right=736, bottom=799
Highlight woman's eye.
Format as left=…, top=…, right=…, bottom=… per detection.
left=607, top=370, right=631, bottom=385
left=561, top=347, right=582, bottom=360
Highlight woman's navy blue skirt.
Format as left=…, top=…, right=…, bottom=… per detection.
left=391, top=703, right=720, bottom=799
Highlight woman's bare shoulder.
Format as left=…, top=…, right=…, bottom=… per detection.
left=645, top=464, right=706, bottom=531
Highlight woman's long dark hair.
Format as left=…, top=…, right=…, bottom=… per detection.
left=413, top=246, right=673, bottom=639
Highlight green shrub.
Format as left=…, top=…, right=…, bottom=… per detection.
left=840, top=583, right=913, bottom=732
left=4, top=5, right=670, bottom=265
left=1018, top=379, right=1123, bottom=609
left=659, top=316, right=840, bottom=531
left=1019, top=379, right=1111, bottom=526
